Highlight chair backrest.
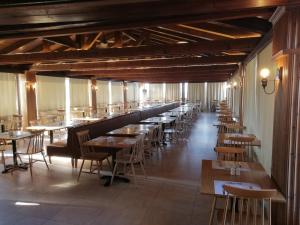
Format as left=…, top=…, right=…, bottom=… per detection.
left=215, top=147, right=246, bottom=161
left=76, top=130, right=94, bottom=156
left=131, top=134, right=145, bottom=162
left=144, top=128, right=154, bottom=149
left=222, top=185, right=277, bottom=225
left=26, top=131, right=44, bottom=154
left=229, top=136, right=255, bottom=148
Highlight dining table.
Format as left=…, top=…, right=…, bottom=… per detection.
left=0, top=131, right=34, bottom=173
left=222, top=132, right=261, bottom=147
left=26, top=121, right=77, bottom=144
left=159, top=112, right=184, bottom=117
left=84, top=135, right=140, bottom=186
left=106, top=124, right=156, bottom=137
left=140, top=116, right=176, bottom=125
left=201, top=159, right=285, bottom=225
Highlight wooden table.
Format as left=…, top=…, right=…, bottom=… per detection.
left=223, top=133, right=261, bottom=147
left=106, top=124, right=155, bottom=137
left=201, top=160, right=285, bottom=225
left=26, top=121, right=77, bottom=143
left=0, top=131, right=33, bottom=173
left=159, top=112, right=183, bottom=117
left=140, top=116, right=176, bottom=124
left=201, top=160, right=285, bottom=201
left=84, top=135, right=139, bottom=186
left=71, top=117, right=102, bottom=122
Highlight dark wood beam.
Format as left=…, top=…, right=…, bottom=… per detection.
left=0, top=38, right=258, bottom=64
left=44, top=36, right=77, bottom=48
left=30, top=55, right=244, bottom=71
left=50, top=65, right=238, bottom=77
left=82, top=32, right=102, bottom=50
left=0, top=39, right=35, bottom=54
left=0, top=7, right=275, bottom=40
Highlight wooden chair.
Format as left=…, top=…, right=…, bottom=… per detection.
left=215, top=146, right=246, bottom=161
left=228, top=136, right=256, bottom=160
left=110, top=134, right=146, bottom=186
left=0, top=139, right=9, bottom=170
left=76, top=130, right=111, bottom=182
left=144, top=128, right=155, bottom=158
left=217, top=185, right=277, bottom=225
left=164, top=118, right=179, bottom=143
left=17, top=131, right=49, bottom=177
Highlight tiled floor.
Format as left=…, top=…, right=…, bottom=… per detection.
left=0, top=113, right=217, bottom=225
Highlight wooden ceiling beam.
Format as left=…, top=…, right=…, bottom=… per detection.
left=44, top=36, right=77, bottom=48
left=0, top=39, right=36, bottom=54
left=0, top=38, right=258, bottom=64
left=30, top=55, right=244, bottom=71
left=46, top=64, right=237, bottom=76
left=82, top=32, right=102, bottom=50
left=0, top=7, right=275, bottom=40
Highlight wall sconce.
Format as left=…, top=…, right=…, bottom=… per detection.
left=233, top=81, right=237, bottom=89
left=26, top=81, right=36, bottom=90
left=260, top=67, right=283, bottom=95
left=91, top=85, right=98, bottom=91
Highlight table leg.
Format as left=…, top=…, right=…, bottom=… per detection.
left=208, top=197, right=217, bottom=225
left=49, top=130, right=54, bottom=144
left=12, top=140, right=18, bottom=166
left=2, top=140, right=28, bottom=173
left=1, top=124, right=4, bottom=133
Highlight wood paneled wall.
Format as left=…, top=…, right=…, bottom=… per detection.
left=91, top=79, right=97, bottom=113
left=271, top=7, right=300, bottom=225
left=25, top=71, right=37, bottom=124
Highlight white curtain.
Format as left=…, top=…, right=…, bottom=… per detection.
left=96, top=80, right=109, bottom=106
left=70, top=78, right=89, bottom=107
left=243, top=42, right=275, bottom=175
left=149, top=83, right=164, bottom=101
left=127, top=82, right=139, bottom=102
left=187, top=83, right=205, bottom=105
left=207, top=82, right=226, bottom=109
left=0, top=73, right=18, bottom=117
left=111, top=81, right=124, bottom=104
left=36, top=75, right=65, bottom=111
left=165, top=83, right=180, bottom=101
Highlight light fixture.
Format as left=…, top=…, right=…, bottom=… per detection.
left=259, top=67, right=282, bottom=95
left=233, top=81, right=237, bottom=89
left=91, top=84, right=98, bottom=91
left=25, top=81, right=36, bottom=90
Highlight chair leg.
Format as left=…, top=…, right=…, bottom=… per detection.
left=130, top=162, right=136, bottom=186
left=48, top=156, right=52, bottom=164
left=110, top=162, right=118, bottom=185
left=28, top=155, right=33, bottom=177
left=209, top=197, right=217, bottom=225
left=106, top=157, right=112, bottom=170
left=41, top=151, right=49, bottom=169
left=77, top=160, right=85, bottom=182
left=139, top=161, right=147, bottom=178
left=1, top=151, right=6, bottom=168
left=17, top=154, right=23, bottom=164
left=71, top=158, right=74, bottom=168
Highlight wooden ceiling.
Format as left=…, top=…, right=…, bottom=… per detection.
left=0, top=0, right=298, bottom=83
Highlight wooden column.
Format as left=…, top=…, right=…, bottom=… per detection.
left=91, top=79, right=97, bottom=114
left=123, top=81, right=128, bottom=110
left=271, top=7, right=300, bottom=225
left=25, top=71, right=37, bottom=125
left=239, top=64, right=245, bottom=126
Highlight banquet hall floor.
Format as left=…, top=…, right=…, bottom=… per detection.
left=0, top=113, right=217, bottom=225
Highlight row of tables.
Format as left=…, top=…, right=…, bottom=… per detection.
left=0, top=104, right=195, bottom=183
left=200, top=101, right=285, bottom=225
